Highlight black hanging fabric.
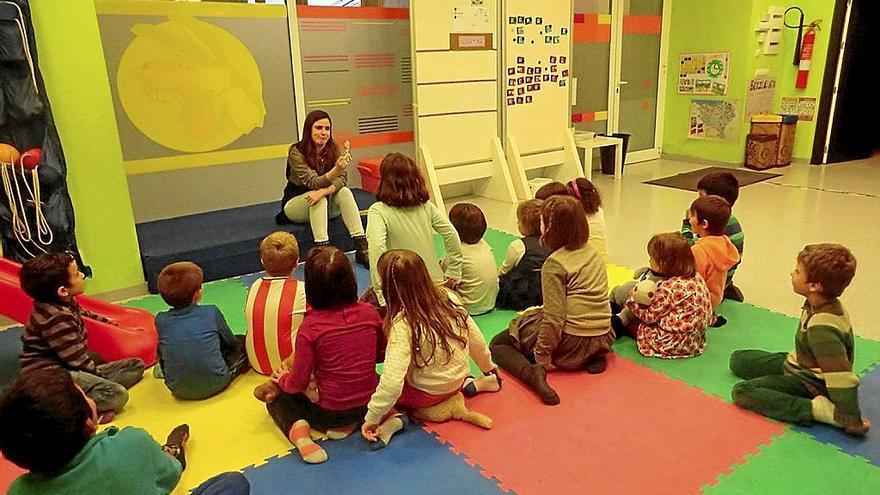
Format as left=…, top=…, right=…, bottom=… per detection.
left=0, top=0, right=90, bottom=275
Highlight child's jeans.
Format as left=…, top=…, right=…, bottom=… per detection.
left=70, top=358, right=145, bottom=413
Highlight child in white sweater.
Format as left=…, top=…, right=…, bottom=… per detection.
left=445, top=203, right=499, bottom=315
left=361, top=249, right=500, bottom=449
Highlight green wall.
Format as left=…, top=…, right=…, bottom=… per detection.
left=30, top=0, right=145, bottom=295
left=663, top=0, right=835, bottom=163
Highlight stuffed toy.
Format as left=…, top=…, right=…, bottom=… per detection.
left=631, top=279, right=658, bottom=306
left=411, top=392, right=492, bottom=429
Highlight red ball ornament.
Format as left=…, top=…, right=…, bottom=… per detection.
left=21, top=148, right=42, bottom=170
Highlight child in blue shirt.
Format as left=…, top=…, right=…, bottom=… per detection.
left=155, top=262, right=248, bottom=400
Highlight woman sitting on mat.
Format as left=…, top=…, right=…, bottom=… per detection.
left=361, top=249, right=500, bottom=449
left=258, top=246, right=382, bottom=464
left=490, top=195, right=614, bottom=406
left=276, top=109, right=368, bottom=265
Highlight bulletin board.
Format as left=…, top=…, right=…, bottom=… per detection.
left=502, top=0, right=573, bottom=154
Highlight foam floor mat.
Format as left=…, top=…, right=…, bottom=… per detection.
left=426, top=357, right=786, bottom=495
left=124, top=279, right=249, bottom=334
left=703, top=430, right=880, bottom=494
left=242, top=427, right=508, bottom=495
left=794, top=365, right=880, bottom=467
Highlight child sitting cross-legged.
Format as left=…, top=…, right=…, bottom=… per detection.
left=496, top=199, right=550, bottom=310
left=687, top=195, right=739, bottom=315
left=18, top=252, right=145, bottom=421
left=245, top=232, right=307, bottom=376
left=0, top=368, right=250, bottom=495
left=611, top=233, right=715, bottom=359
left=490, top=196, right=614, bottom=405
left=730, top=244, right=870, bottom=436
left=264, top=246, right=383, bottom=464
left=445, top=202, right=499, bottom=315
left=361, top=249, right=500, bottom=449
left=155, top=262, right=248, bottom=400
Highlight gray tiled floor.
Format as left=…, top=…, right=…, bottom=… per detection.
left=446, top=154, right=880, bottom=340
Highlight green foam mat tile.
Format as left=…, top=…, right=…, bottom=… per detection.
left=123, top=279, right=249, bottom=335
left=613, top=301, right=880, bottom=402
left=702, top=429, right=880, bottom=495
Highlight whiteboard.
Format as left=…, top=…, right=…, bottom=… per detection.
left=502, top=0, right=573, bottom=154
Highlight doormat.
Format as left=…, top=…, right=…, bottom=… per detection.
left=643, top=167, right=781, bottom=192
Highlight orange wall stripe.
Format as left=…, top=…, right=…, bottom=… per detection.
left=574, top=14, right=611, bottom=43
left=336, top=131, right=413, bottom=149
left=623, top=15, right=662, bottom=34
left=296, top=6, right=409, bottom=20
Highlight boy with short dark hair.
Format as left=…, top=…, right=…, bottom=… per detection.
left=18, top=252, right=144, bottom=419
left=687, top=195, right=739, bottom=310
left=729, top=244, right=870, bottom=436
left=155, top=262, right=248, bottom=400
left=445, top=203, right=499, bottom=315
left=681, top=171, right=745, bottom=301
left=0, top=368, right=250, bottom=495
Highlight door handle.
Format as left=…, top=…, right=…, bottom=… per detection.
left=619, top=80, right=629, bottom=85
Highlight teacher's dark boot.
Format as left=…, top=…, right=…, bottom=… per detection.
left=353, top=235, right=369, bottom=267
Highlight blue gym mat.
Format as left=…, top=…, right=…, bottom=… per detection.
left=235, top=253, right=372, bottom=295
left=795, top=364, right=880, bottom=467
left=136, top=190, right=375, bottom=293
left=241, top=426, right=508, bottom=495
left=0, top=326, right=22, bottom=391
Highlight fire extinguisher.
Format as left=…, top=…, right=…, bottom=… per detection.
left=796, top=21, right=821, bottom=89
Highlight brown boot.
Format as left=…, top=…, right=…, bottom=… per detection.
left=353, top=235, right=369, bottom=266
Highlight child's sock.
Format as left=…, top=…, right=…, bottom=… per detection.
left=326, top=424, right=356, bottom=440
left=811, top=395, right=871, bottom=436
left=98, top=411, right=117, bottom=425
left=462, top=374, right=501, bottom=397
left=811, top=395, right=838, bottom=425
left=370, top=414, right=408, bottom=451
left=288, top=419, right=328, bottom=464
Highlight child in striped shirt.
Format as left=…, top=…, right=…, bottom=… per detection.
left=245, top=232, right=307, bottom=375
left=18, top=253, right=144, bottom=419
left=730, top=244, right=870, bottom=436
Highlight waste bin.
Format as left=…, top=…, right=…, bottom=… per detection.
left=600, top=133, right=630, bottom=175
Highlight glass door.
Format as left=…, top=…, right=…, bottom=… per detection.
left=572, top=0, right=667, bottom=165
left=611, top=0, right=666, bottom=163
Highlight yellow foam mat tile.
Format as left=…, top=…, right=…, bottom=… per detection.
left=101, top=371, right=290, bottom=493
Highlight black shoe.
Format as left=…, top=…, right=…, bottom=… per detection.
left=522, top=364, right=559, bottom=405
left=585, top=351, right=608, bottom=374
left=711, top=315, right=728, bottom=328
left=353, top=235, right=369, bottom=267
left=275, top=212, right=292, bottom=225
left=163, top=424, right=190, bottom=470
left=611, top=315, right=627, bottom=339
left=610, top=301, right=622, bottom=315
left=723, top=284, right=744, bottom=302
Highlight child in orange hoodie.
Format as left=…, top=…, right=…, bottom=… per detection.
left=687, top=195, right=740, bottom=313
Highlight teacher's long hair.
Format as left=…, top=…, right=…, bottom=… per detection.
left=378, top=249, right=469, bottom=369
left=294, top=110, right=339, bottom=174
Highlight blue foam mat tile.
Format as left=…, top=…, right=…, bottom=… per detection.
left=794, top=365, right=880, bottom=467
left=242, top=427, right=507, bottom=495
left=234, top=253, right=372, bottom=294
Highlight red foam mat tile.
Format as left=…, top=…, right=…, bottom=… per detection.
left=426, top=356, right=785, bottom=495
left=0, top=455, right=25, bottom=493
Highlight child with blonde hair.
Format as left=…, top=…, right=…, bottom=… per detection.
left=245, top=232, right=307, bottom=375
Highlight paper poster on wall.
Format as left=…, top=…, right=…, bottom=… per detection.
left=688, top=99, right=740, bottom=141
left=746, top=77, right=776, bottom=117
left=452, top=6, right=490, bottom=33
left=678, top=52, right=730, bottom=95
left=779, top=96, right=815, bottom=120
left=796, top=97, right=816, bottom=121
